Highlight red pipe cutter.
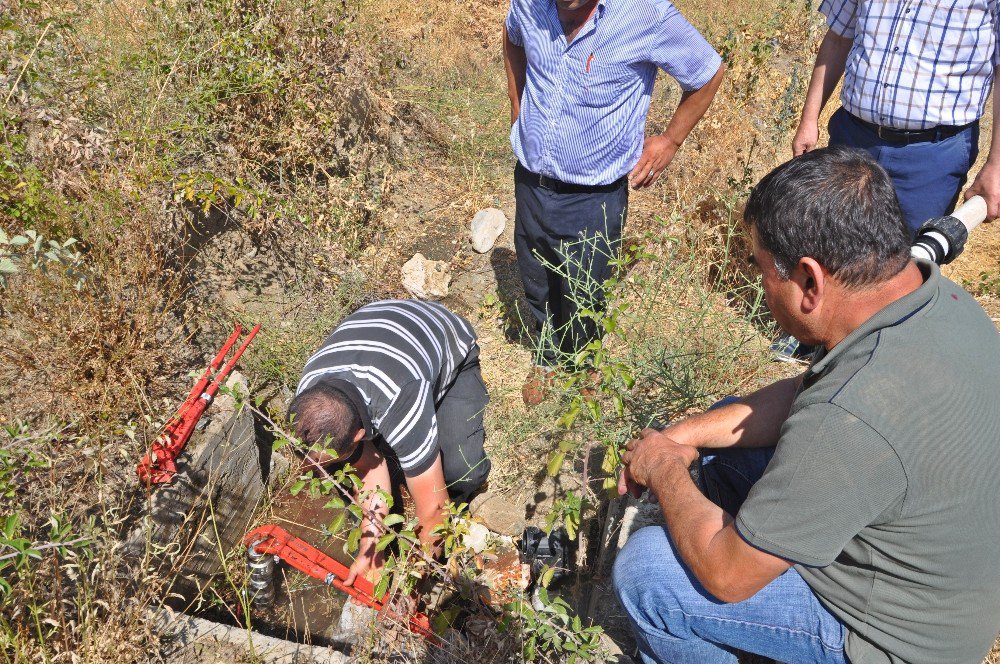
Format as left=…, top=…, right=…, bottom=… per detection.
left=137, top=323, right=260, bottom=485
left=243, top=524, right=439, bottom=644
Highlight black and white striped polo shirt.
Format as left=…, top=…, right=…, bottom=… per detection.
left=296, top=300, right=478, bottom=475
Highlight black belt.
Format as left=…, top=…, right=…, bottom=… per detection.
left=515, top=162, right=627, bottom=194
left=847, top=113, right=976, bottom=145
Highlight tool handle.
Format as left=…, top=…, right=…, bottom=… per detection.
left=952, top=195, right=987, bottom=233
left=206, top=324, right=261, bottom=398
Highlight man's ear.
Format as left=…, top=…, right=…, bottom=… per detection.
left=795, top=257, right=825, bottom=313
left=352, top=428, right=366, bottom=444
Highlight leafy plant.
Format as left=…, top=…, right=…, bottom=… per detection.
left=0, top=228, right=86, bottom=289
left=502, top=587, right=604, bottom=663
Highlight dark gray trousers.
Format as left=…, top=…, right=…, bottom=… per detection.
left=383, top=346, right=490, bottom=505
left=513, top=162, right=628, bottom=367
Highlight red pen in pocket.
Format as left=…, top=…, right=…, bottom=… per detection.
left=585, top=52, right=594, bottom=72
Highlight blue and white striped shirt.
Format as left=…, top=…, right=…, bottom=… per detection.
left=297, top=300, right=477, bottom=475
left=823, top=0, right=999, bottom=130
left=506, top=0, right=722, bottom=186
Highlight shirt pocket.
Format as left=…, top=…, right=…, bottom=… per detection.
left=572, top=60, right=634, bottom=108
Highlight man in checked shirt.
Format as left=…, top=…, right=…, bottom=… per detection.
left=503, top=0, right=725, bottom=405
left=793, top=0, right=1000, bottom=232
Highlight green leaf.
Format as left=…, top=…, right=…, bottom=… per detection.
left=375, top=533, right=395, bottom=552
left=382, top=513, right=404, bottom=528
left=539, top=565, right=556, bottom=588
left=328, top=511, right=347, bottom=534
left=323, top=496, right=345, bottom=510
left=565, top=516, right=577, bottom=540
left=289, top=480, right=306, bottom=496
left=546, top=451, right=565, bottom=476
left=0, top=258, right=17, bottom=274
left=613, top=394, right=625, bottom=417
left=373, top=573, right=389, bottom=599
left=345, top=527, right=361, bottom=554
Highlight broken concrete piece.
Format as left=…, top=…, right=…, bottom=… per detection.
left=470, top=208, right=506, bottom=253
left=125, top=372, right=288, bottom=605
left=469, top=491, right=526, bottom=537
left=401, top=253, right=451, bottom=300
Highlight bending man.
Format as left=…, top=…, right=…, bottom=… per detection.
left=290, top=299, right=490, bottom=585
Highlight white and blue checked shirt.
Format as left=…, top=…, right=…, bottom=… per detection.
left=823, top=0, right=1000, bottom=130
left=506, top=0, right=721, bottom=186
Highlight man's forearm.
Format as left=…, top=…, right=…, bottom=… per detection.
left=660, top=63, right=726, bottom=149
left=503, top=25, right=526, bottom=126
left=799, top=30, right=851, bottom=127
left=665, top=375, right=801, bottom=449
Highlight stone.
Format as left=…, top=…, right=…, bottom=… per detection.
left=469, top=208, right=507, bottom=253
left=468, top=491, right=526, bottom=537
left=462, top=521, right=492, bottom=553
left=401, top=253, right=451, bottom=300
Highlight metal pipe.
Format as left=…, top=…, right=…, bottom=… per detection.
left=246, top=541, right=275, bottom=606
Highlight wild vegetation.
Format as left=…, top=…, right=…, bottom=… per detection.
left=2, top=0, right=998, bottom=662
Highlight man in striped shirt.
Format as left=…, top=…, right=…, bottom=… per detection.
left=793, top=0, right=1000, bottom=232
left=289, top=300, right=490, bottom=584
left=503, top=0, right=724, bottom=404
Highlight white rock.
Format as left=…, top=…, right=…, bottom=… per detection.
left=462, top=521, right=492, bottom=553
left=470, top=208, right=507, bottom=253
left=401, top=253, right=451, bottom=300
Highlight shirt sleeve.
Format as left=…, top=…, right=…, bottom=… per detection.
left=648, top=2, right=722, bottom=91
left=819, top=0, right=858, bottom=39
left=735, top=404, right=907, bottom=567
left=375, top=380, right=439, bottom=475
left=505, top=0, right=524, bottom=47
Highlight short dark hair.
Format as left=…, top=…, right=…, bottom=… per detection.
left=744, top=145, right=911, bottom=289
left=287, top=384, right=362, bottom=455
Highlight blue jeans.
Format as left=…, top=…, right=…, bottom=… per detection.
left=828, top=107, right=979, bottom=235
left=612, top=444, right=849, bottom=664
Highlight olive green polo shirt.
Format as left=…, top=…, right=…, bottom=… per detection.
left=736, top=261, right=1000, bottom=664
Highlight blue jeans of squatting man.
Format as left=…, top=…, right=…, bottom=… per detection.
left=612, top=399, right=850, bottom=664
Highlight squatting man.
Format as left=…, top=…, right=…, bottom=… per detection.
left=288, top=299, right=490, bottom=586
left=614, top=146, right=1000, bottom=664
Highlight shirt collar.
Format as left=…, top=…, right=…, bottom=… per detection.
left=805, top=260, right=938, bottom=381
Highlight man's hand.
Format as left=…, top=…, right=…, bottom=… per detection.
left=629, top=135, right=680, bottom=189
left=345, top=535, right=385, bottom=587
left=792, top=120, right=819, bottom=156
left=617, top=428, right=699, bottom=497
left=964, top=159, right=1000, bottom=221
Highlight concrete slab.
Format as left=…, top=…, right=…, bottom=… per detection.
left=150, top=608, right=348, bottom=664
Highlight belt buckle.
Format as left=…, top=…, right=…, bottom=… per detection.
left=538, top=174, right=553, bottom=190
left=876, top=125, right=887, bottom=140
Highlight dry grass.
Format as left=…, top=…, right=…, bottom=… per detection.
left=1, top=0, right=998, bottom=660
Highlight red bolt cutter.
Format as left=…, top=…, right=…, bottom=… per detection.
left=243, top=524, right=439, bottom=644
left=137, top=323, right=261, bottom=485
